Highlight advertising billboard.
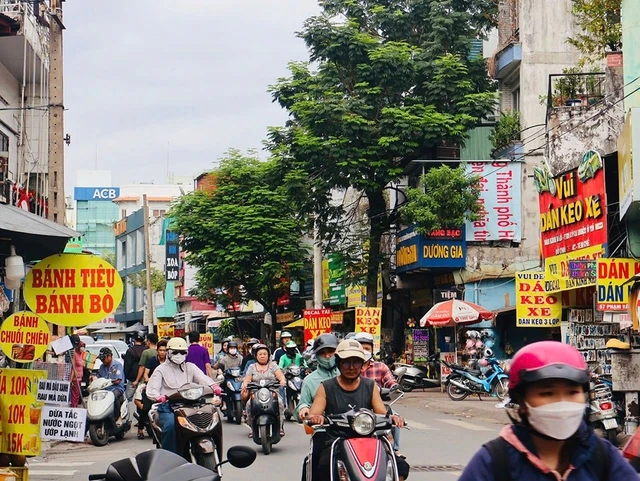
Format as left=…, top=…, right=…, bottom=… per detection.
left=396, top=226, right=466, bottom=273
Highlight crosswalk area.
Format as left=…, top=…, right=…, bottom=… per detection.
left=27, top=460, right=94, bottom=478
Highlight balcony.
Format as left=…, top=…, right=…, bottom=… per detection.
left=0, top=1, right=51, bottom=84
left=546, top=71, right=606, bottom=112
left=494, top=43, right=522, bottom=80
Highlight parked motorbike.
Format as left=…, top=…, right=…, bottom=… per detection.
left=222, top=367, right=244, bottom=424
left=87, top=446, right=256, bottom=481
left=284, top=365, right=303, bottom=421
left=442, top=357, right=508, bottom=401
left=394, top=355, right=440, bottom=391
left=86, top=378, right=131, bottom=446
left=589, top=373, right=620, bottom=445
left=247, top=379, right=282, bottom=455
left=149, top=383, right=223, bottom=473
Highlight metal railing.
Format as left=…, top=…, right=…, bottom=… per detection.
left=547, top=72, right=606, bottom=111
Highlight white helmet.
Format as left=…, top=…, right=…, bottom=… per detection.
left=483, top=348, right=494, bottom=358
left=354, top=332, right=374, bottom=346
left=167, top=337, right=188, bottom=364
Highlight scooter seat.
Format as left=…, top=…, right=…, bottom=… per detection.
left=101, top=449, right=218, bottom=481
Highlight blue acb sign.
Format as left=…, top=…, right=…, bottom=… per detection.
left=396, top=226, right=467, bottom=273
left=74, top=187, right=121, bottom=201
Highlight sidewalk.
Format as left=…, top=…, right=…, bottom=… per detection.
left=398, top=387, right=510, bottom=425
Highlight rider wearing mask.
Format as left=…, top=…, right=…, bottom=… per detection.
left=213, top=340, right=243, bottom=371
left=459, top=341, right=638, bottom=481
left=146, top=337, right=222, bottom=454
left=279, top=340, right=306, bottom=369
left=273, top=331, right=294, bottom=363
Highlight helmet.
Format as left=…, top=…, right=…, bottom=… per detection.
left=483, top=348, right=494, bottom=358
left=345, top=332, right=357, bottom=340
left=354, top=332, right=374, bottom=346
left=222, top=337, right=232, bottom=344
left=166, top=337, right=188, bottom=352
left=228, top=341, right=238, bottom=349
left=335, top=340, right=366, bottom=361
left=313, top=333, right=339, bottom=355
left=133, top=331, right=146, bottom=342
left=253, top=343, right=269, bottom=356
left=98, top=347, right=113, bottom=361
left=247, top=337, right=259, bottom=346
left=508, top=341, right=589, bottom=394
left=306, top=339, right=314, bottom=347
left=280, top=331, right=292, bottom=339
left=285, top=340, right=297, bottom=349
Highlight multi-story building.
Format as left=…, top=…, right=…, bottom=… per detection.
left=0, top=1, right=50, bottom=213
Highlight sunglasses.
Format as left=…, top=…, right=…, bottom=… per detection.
left=171, top=350, right=187, bottom=355
left=340, top=359, right=364, bottom=369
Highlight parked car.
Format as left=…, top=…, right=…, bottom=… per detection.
left=95, top=339, right=129, bottom=358
left=85, top=343, right=124, bottom=372
left=79, top=335, right=96, bottom=346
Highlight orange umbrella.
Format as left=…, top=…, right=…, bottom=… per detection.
left=419, top=299, right=494, bottom=328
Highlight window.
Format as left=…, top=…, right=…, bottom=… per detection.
left=153, top=209, right=166, bottom=217
left=512, top=87, right=520, bottom=112
left=0, top=131, right=9, bottom=152
left=121, top=209, right=127, bottom=219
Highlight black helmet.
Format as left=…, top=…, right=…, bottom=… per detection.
left=247, top=337, right=259, bottom=346
left=134, top=331, right=146, bottom=342
left=313, top=333, right=339, bottom=355
left=228, top=341, right=238, bottom=349
left=70, top=334, right=81, bottom=347
left=98, top=347, right=113, bottom=361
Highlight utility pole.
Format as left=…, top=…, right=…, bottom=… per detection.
left=143, top=194, right=155, bottom=333
left=313, top=222, right=323, bottom=309
left=48, top=0, right=65, bottom=225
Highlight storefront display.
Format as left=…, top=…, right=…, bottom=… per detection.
left=566, top=308, right=620, bottom=374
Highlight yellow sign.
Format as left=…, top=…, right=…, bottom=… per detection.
left=355, top=307, right=382, bottom=352
left=331, top=311, right=343, bottom=325
left=157, top=322, right=174, bottom=339
left=596, top=259, right=640, bottom=311
left=199, top=333, right=214, bottom=356
left=322, top=259, right=330, bottom=302
left=619, top=109, right=634, bottom=218
left=0, top=368, right=47, bottom=455
left=544, top=244, right=606, bottom=293
left=276, top=312, right=294, bottom=324
left=516, top=272, right=562, bottom=327
left=347, top=286, right=365, bottom=308
left=0, top=311, right=50, bottom=363
left=23, top=254, right=124, bottom=327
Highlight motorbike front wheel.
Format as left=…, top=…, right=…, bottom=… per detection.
left=89, top=422, right=109, bottom=446
left=234, top=401, right=243, bottom=425
left=446, top=378, right=470, bottom=401
left=195, top=452, right=217, bottom=471
left=260, top=425, right=272, bottom=455
left=400, top=379, right=414, bottom=392
left=492, top=378, right=508, bottom=401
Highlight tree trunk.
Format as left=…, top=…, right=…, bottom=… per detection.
left=365, top=190, right=386, bottom=308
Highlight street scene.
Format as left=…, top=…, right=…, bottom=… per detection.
left=2, top=0, right=640, bottom=481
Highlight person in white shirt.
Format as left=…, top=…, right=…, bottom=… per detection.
left=146, top=337, right=222, bottom=454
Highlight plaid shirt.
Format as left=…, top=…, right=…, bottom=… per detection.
left=361, top=361, right=397, bottom=389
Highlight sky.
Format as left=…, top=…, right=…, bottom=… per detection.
left=63, top=0, right=321, bottom=189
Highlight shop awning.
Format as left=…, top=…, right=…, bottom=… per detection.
left=284, top=318, right=305, bottom=329
left=0, top=203, right=80, bottom=261
left=121, top=322, right=146, bottom=333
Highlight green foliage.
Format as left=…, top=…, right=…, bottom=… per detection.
left=168, top=149, right=307, bottom=313
left=128, top=267, right=167, bottom=294
left=268, top=0, right=497, bottom=304
left=567, top=0, right=622, bottom=65
left=214, top=318, right=237, bottom=339
left=100, top=251, right=116, bottom=268
left=400, top=165, right=482, bottom=236
left=489, top=110, right=521, bottom=152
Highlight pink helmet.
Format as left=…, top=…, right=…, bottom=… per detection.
left=508, top=341, right=589, bottom=392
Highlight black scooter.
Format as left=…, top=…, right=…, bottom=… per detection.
left=247, top=379, right=282, bottom=455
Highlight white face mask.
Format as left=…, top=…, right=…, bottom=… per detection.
left=525, top=401, right=586, bottom=440
left=363, top=350, right=373, bottom=362
left=169, top=353, right=186, bottom=365
left=229, top=349, right=238, bottom=356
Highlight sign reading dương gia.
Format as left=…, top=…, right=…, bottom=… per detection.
left=23, top=254, right=124, bottom=327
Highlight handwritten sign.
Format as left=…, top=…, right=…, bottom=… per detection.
left=157, top=322, right=175, bottom=339
left=355, top=307, right=382, bottom=353
left=0, top=368, right=47, bottom=455
left=37, top=380, right=70, bottom=406
left=303, top=309, right=332, bottom=345
left=199, top=333, right=214, bottom=357
left=0, top=311, right=50, bottom=363
left=23, top=253, right=124, bottom=327
left=40, top=406, right=86, bottom=442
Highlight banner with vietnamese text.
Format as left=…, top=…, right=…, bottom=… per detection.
left=516, top=272, right=562, bottom=327
left=303, top=309, right=332, bottom=345
left=355, top=307, right=382, bottom=352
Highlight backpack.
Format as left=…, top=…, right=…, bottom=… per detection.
left=484, top=435, right=610, bottom=481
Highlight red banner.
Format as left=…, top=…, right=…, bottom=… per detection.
left=302, top=309, right=332, bottom=345
left=538, top=152, right=607, bottom=259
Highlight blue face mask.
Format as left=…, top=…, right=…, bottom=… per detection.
left=317, top=355, right=336, bottom=370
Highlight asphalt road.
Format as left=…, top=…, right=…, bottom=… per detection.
left=30, top=399, right=502, bottom=481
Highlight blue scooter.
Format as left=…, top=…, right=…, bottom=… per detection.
left=442, top=357, right=508, bottom=401
left=223, top=367, right=244, bottom=424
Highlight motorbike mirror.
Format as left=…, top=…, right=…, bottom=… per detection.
left=225, top=446, right=257, bottom=469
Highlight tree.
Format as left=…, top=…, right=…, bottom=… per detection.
left=128, top=267, right=167, bottom=294
left=168, top=150, right=307, bottom=324
left=567, top=0, right=622, bottom=65
left=268, top=0, right=497, bottom=306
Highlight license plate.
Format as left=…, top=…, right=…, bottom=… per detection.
left=602, top=418, right=618, bottom=430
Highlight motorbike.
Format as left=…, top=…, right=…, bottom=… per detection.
left=589, top=373, right=620, bottom=445
left=442, top=357, right=508, bottom=401
left=247, top=379, right=282, bottom=455
left=86, top=378, right=131, bottom=446
left=284, top=365, right=303, bottom=421
left=149, top=383, right=223, bottom=473
left=304, top=393, right=405, bottom=481
left=222, top=367, right=244, bottom=424
left=394, top=355, right=440, bottom=391
left=87, top=446, right=257, bottom=481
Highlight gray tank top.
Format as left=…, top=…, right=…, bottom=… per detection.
left=322, top=377, right=375, bottom=415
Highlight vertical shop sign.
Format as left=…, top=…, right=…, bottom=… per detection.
left=328, top=255, right=346, bottom=305
left=465, top=161, right=522, bottom=241
left=596, top=259, right=640, bottom=311
left=412, top=329, right=429, bottom=362
left=516, top=272, right=562, bottom=327
left=355, top=307, right=382, bottom=352
left=165, top=231, right=180, bottom=281
left=303, top=309, right=332, bottom=345
left=199, top=333, right=214, bottom=357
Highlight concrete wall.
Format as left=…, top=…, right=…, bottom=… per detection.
left=622, top=0, right=640, bottom=110
left=0, top=59, right=21, bottom=181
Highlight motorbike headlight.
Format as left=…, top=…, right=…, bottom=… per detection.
left=385, top=459, right=394, bottom=481
left=230, top=368, right=241, bottom=377
left=290, top=366, right=300, bottom=376
left=257, top=388, right=270, bottom=403
left=179, top=387, right=204, bottom=400
left=91, top=392, right=108, bottom=401
left=352, top=411, right=376, bottom=435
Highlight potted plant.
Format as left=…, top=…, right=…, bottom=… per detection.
left=490, top=110, right=521, bottom=157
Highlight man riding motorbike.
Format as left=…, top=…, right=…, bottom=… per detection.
left=146, top=337, right=222, bottom=454
left=241, top=338, right=260, bottom=372
left=308, top=340, right=410, bottom=481
left=273, top=331, right=294, bottom=363
left=96, top=347, right=126, bottom=426
left=279, top=340, right=306, bottom=369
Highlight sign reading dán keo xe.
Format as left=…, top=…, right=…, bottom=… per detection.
left=396, top=226, right=466, bottom=273
left=74, top=187, right=121, bottom=201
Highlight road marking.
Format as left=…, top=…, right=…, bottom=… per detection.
left=404, top=419, right=439, bottom=430
left=435, top=418, right=495, bottom=431
left=30, top=462, right=94, bottom=467
left=29, top=470, right=79, bottom=476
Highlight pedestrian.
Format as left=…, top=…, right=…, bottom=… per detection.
left=123, top=331, right=147, bottom=401
left=132, top=333, right=158, bottom=390
left=186, top=331, right=214, bottom=378
left=69, top=334, right=85, bottom=408
left=459, top=341, right=639, bottom=481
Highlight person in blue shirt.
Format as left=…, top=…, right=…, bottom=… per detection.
left=97, top=347, right=126, bottom=425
